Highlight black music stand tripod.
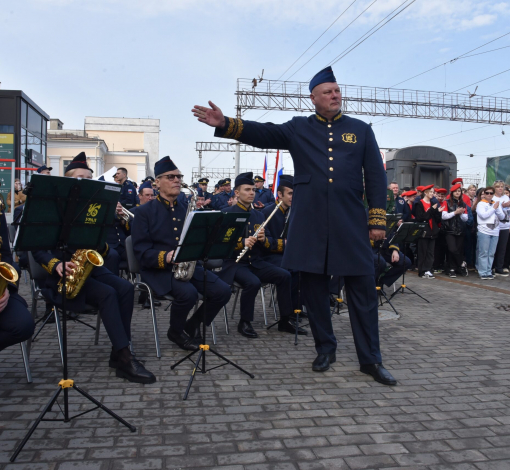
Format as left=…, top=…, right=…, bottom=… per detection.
left=11, top=181, right=135, bottom=462
left=388, top=222, right=430, bottom=304
left=170, top=211, right=254, bottom=400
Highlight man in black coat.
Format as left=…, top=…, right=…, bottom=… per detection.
left=219, top=172, right=307, bottom=339
left=131, top=157, right=232, bottom=351
left=192, top=66, right=396, bottom=385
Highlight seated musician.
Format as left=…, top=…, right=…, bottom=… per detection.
left=372, top=238, right=411, bottom=288
left=253, top=175, right=275, bottom=209
left=32, top=152, right=156, bottom=384
left=0, top=210, right=34, bottom=354
left=261, top=175, right=300, bottom=314
left=131, top=156, right=232, bottom=351
left=219, top=172, right=307, bottom=338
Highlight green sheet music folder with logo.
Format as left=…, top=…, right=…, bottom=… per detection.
left=14, top=174, right=121, bottom=252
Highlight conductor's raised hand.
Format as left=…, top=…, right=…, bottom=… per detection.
left=192, top=101, right=225, bottom=128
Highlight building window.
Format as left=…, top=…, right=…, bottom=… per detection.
left=63, top=159, right=72, bottom=174
left=27, top=106, right=42, bottom=139
left=21, top=100, right=28, bottom=129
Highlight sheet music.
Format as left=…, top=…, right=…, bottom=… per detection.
left=172, top=211, right=217, bottom=261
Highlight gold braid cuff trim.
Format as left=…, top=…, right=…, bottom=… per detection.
left=272, top=238, right=284, bottom=253
left=224, top=118, right=244, bottom=140
left=264, top=238, right=270, bottom=249
left=158, top=251, right=166, bottom=269
left=42, top=258, right=60, bottom=274
left=368, top=208, right=386, bottom=227
left=389, top=245, right=400, bottom=251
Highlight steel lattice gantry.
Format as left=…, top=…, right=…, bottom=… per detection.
left=236, top=79, right=510, bottom=125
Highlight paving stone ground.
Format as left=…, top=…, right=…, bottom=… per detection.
left=2, top=271, right=510, bottom=470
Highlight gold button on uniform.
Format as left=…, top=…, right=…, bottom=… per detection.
left=174, top=227, right=178, bottom=231
left=176, top=237, right=179, bottom=240
left=329, top=167, right=334, bottom=171
left=329, top=157, right=333, bottom=161
left=328, top=148, right=333, bottom=152
left=329, top=179, right=333, bottom=183
left=329, top=132, right=333, bottom=135
left=328, top=124, right=332, bottom=128
left=173, top=218, right=176, bottom=221
left=329, top=138, right=333, bottom=141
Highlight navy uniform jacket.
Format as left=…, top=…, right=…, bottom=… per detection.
left=119, top=180, right=138, bottom=209
left=254, top=188, right=275, bottom=206
left=261, top=203, right=287, bottom=264
left=131, top=195, right=215, bottom=297
left=394, top=196, right=412, bottom=222
left=106, top=216, right=129, bottom=251
left=212, top=191, right=234, bottom=210
left=214, top=112, right=387, bottom=276
left=218, top=203, right=282, bottom=285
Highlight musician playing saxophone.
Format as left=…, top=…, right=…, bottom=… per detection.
left=32, top=152, right=156, bottom=384
left=131, top=156, right=231, bottom=352
left=218, top=172, right=307, bottom=339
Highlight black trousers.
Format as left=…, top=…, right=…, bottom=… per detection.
left=301, top=272, right=382, bottom=365
left=264, top=254, right=300, bottom=310
left=80, top=270, right=134, bottom=351
left=0, top=292, right=34, bottom=352
left=445, top=233, right=465, bottom=271
left=329, top=276, right=345, bottom=295
left=104, top=246, right=127, bottom=277
left=233, top=262, right=293, bottom=322
left=168, top=266, right=231, bottom=332
left=433, top=233, right=447, bottom=270
left=417, top=238, right=435, bottom=275
left=493, top=229, right=509, bottom=270
left=376, top=252, right=412, bottom=287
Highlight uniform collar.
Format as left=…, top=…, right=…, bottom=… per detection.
left=157, top=194, right=177, bottom=207
left=315, top=110, right=343, bottom=124
left=236, top=202, right=251, bottom=211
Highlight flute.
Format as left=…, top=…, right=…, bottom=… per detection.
left=236, top=201, right=283, bottom=263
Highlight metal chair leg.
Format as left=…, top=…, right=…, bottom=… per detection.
left=223, top=306, right=229, bottom=334
left=94, top=313, right=101, bottom=345
left=270, top=285, right=278, bottom=320
left=230, top=288, right=240, bottom=320
left=20, top=341, right=32, bottom=384
left=260, top=287, right=268, bottom=326
left=23, top=270, right=28, bottom=284
left=53, top=308, right=64, bottom=368
left=147, top=286, right=162, bottom=359
left=211, top=320, right=217, bottom=345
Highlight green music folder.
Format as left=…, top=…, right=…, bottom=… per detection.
left=14, top=174, right=121, bottom=251
left=173, top=211, right=251, bottom=263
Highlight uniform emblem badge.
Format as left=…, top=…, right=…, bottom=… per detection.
left=342, top=133, right=357, bottom=144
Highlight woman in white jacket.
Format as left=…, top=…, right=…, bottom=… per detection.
left=474, top=187, right=506, bottom=280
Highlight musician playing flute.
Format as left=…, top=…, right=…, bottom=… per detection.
left=219, top=172, right=307, bottom=339
left=192, top=67, right=396, bottom=385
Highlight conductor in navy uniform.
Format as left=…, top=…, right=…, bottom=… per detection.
left=192, top=66, right=396, bottom=385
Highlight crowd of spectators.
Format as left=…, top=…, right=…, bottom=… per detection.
left=391, top=179, right=510, bottom=281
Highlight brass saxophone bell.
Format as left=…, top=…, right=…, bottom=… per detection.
left=0, top=262, right=19, bottom=298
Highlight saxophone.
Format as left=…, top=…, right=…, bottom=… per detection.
left=0, top=228, right=19, bottom=297
left=57, top=249, right=104, bottom=299
left=172, top=182, right=198, bottom=282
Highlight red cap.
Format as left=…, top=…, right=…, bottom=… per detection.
left=416, top=186, right=425, bottom=191
left=422, top=184, right=434, bottom=191
left=450, top=183, right=462, bottom=192
left=451, top=178, right=463, bottom=184
left=435, top=188, right=447, bottom=194
left=402, top=190, right=417, bottom=197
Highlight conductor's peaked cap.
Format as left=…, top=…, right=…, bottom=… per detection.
left=309, top=66, right=337, bottom=92
left=66, top=152, right=93, bottom=173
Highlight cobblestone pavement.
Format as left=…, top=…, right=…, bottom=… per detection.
left=1, top=271, right=510, bottom=470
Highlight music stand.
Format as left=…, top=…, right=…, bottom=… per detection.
left=10, top=175, right=135, bottom=462
left=170, top=211, right=254, bottom=400
left=388, top=222, right=430, bottom=303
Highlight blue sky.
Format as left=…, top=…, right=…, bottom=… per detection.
left=2, top=0, right=509, bottom=183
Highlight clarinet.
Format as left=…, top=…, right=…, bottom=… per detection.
left=236, top=201, right=283, bottom=263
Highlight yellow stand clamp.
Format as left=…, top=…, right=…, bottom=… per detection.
left=58, top=379, right=74, bottom=389
left=199, top=344, right=210, bottom=350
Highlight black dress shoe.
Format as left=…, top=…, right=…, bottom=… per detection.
left=360, top=363, right=397, bottom=386
left=312, top=352, right=336, bottom=372
left=142, top=299, right=162, bottom=309
left=237, top=320, right=258, bottom=339
left=109, top=350, right=146, bottom=368
left=116, top=357, right=156, bottom=384
left=278, top=318, right=308, bottom=335
left=167, top=328, right=200, bottom=351
left=184, top=322, right=204, bottom=344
